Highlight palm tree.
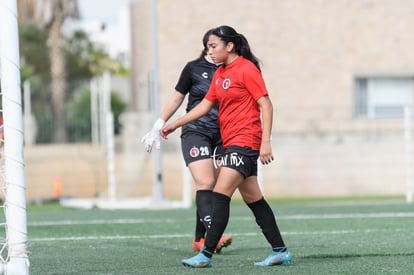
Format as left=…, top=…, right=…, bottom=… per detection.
left=18, top=0, right=79, bottom=142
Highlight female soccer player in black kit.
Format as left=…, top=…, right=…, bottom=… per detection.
left=141, top=29, right=232, bottom=253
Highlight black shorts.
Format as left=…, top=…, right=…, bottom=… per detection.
left=218, top=146, right=259, bottom=178
left=181, top=130, right=224, bottom=166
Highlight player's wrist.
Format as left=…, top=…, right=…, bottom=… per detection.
left=261, top=135, right=272, bottom=143
left=153, top=118, right=165, bottom=130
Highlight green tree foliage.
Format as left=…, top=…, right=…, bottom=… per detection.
left=20, top=23, right=50, bottom=83
left=66, top=89, right=127, bottom=142
left=19, top=23, right=129, bottom=143
left=67, top=30, right=128, bottom=78
left=65, top=31, right=94, bottom=80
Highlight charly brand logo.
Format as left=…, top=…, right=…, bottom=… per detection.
left=222, top=78, right=231, bottom=90
left=212, top=147, right=244, bottom=169
left=202, top=215, right=212, bottom=228
left=202, top=72, right=208, bottom=78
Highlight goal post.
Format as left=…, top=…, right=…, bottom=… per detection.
left=0, top=0, right=30, bottom=274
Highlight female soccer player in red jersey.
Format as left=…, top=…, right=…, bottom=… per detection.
left=161, top=25, right=291, bottom=268
left=141, top=29, right=231, bottom=253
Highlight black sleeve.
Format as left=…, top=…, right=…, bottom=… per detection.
left=174, top=62, right=193, bottom=95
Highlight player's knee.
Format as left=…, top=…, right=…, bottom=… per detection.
left=194, top=179, right=215, bottom=190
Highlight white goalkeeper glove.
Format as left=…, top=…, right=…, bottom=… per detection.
left=141, top=118, right=165, bottom=152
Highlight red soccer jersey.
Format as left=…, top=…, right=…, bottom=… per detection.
left=205, top=56, right=269, bottom=150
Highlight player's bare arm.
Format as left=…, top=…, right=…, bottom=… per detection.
left=159, top=91, right=186, bottom=122
left=161, top=98, right=215, bottom=139
left=257, top=95, right=274, bottom=165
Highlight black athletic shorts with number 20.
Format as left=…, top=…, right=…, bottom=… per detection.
left=181, top=130, right=224, bottom=166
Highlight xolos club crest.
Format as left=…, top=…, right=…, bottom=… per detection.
left=189, top=146, right=200, bottom=158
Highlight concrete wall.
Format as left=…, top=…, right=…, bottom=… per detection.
left=22, top=128, right=408, bottom=203
left=25, top=144, right=108, bottom=202
left=23, top=135, right=186, bottom=203
left=130, top=0, right=414, bottom=132
left=124, top=0, right=414, bottom=199
left=18, top=1, right=414, bottom=202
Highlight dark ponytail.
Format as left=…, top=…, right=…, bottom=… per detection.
left=198, top=28, right=215, bottom=59
left=211, top=25, right=261, bottom=71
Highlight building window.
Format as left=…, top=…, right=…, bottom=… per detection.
left=354, top=77, right=414, bottom=119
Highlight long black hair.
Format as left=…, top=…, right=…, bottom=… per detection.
left=198, top=28, right=215, bottom=59
left=211, top=25, right=261, bottom=71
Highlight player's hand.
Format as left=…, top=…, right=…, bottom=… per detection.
left=141, top=118, right=165, bottom=152
left=160, top=122, right=177, bottom=139
left=259, top=140, right=274, bottom=165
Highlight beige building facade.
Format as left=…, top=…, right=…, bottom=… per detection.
left=124, top=0, right=414, bottom=199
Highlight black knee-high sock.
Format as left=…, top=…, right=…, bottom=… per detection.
left=202, top=192, right=231, bottom=257
left=194, top=211, right=205, bottom=241
left=195, top=190, right=213, bottom=240
left=247, top=198, right=286, bottom=251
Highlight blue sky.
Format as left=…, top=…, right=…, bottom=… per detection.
left=77, top=0, right=131, bottom=26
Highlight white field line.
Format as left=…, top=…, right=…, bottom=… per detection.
left=28, top=212, right=414, bottom=243
left=279, top=212, right=414, bottom=219
left=30, top=229, right=386, bottom=243
left=28, top=212, right=414, bottom=227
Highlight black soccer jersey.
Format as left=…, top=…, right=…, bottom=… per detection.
left=175, top=57, right=220, bottom=134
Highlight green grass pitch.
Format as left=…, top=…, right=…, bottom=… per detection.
left=24, top=197, right=414, bottom=274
